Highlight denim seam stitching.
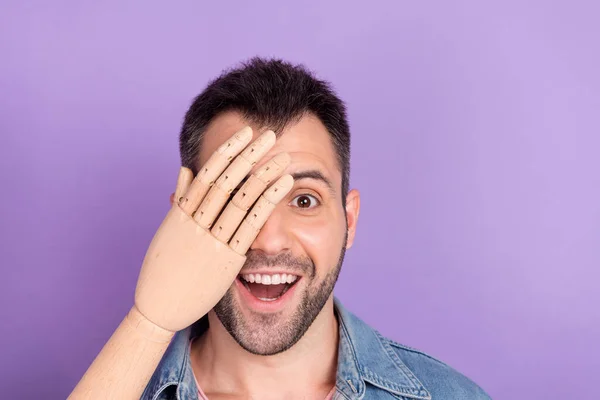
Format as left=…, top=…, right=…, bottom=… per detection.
left=176, top=330, right=193, bottom=400
left=151, top=382, right=178, bottom=400
left=386, top=339, right=451, bottom=368
left=372, top=331, right=431, bottom=399
left=337, top=311, right=365, bottom=398
left=382, top=347, right=430, bottom=398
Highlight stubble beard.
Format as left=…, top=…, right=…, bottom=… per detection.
left=213, top=237, right=347, bottom=356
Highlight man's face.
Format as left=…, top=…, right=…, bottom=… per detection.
left=195, top=111, right=359, bottom=355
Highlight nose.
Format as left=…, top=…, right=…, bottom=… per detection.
left=250, top=205, right=292, bottom=255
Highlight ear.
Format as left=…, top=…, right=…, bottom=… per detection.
left=344, top=189, right=361, bottom=249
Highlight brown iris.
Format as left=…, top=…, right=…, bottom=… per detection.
left=296, top=195, right=312, bottom=208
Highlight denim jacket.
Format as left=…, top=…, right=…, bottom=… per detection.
left=142, top=298, right=491, bottom=399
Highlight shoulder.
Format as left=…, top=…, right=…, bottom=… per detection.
left=383, top=336, right=491, bottom=400
left=333, top=299, right=491, bottom=399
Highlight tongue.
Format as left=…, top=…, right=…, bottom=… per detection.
left=247, top=283, right=288, bottom=299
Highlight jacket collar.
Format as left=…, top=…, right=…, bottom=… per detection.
left=143, top=298, right=430, bottom=400
left=335, top=299, right=431, bottom=399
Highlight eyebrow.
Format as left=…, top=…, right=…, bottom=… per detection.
left=291, top=170, right=336, bottom=196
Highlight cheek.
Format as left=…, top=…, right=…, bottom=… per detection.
left=288, top=212, right=346, bottom=275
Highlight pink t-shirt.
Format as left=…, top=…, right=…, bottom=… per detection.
left=197, top=385, right=336, bottom=400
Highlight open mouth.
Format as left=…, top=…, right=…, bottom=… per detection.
left=237, top=273, right=301, bottom=302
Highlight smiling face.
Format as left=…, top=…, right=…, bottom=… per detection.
left=195, top=111, right=360, bottom=355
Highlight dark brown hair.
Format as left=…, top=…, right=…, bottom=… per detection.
left=179, top=57, right=351, bottom=198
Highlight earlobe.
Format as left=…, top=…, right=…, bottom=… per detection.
left=344, top=189, right=361, bottom=249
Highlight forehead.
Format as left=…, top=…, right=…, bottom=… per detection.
left=199, top=111, right=341, bottom=188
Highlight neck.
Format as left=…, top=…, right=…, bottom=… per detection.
left=191, top=296, right=339, bottom=399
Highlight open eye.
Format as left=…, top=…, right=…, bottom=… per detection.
left=289, top=194, right=320, bottom=209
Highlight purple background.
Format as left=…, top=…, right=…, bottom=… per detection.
left=1, top=1, right=599, bottom=399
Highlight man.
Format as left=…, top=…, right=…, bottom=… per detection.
left=69, top=58, right=490, bottom=399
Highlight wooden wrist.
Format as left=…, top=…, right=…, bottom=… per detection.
left=126, top=305, right=176, bottom=343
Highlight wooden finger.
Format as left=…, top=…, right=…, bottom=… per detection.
left=213, top=130, right=277, bottom=193
left=195, top=126, right=253, bottom=185
left=239, top=129, right=277, bottom=166
left=229, top=174, right=294, bottom=255
left=232, top=152, right=291, bottom=210
left=210, top=202, right=248, bottom=242
left=179, top=179, right=212, bottom=215
left=174, top=167, right=194, bottom=205
left=232, top=175, right=267, bottom=211
left=179, top=126, right=252, bottom=214
left=253, top=152, right=291, bottom=183
left=210, top=153, right=291, bottom=242
left=193, top=130, right=276, bottom=227
left=193, top=185, right=229, bottom=228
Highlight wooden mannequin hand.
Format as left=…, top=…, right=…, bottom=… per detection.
left=134, top=127, right=293, bottom=332
left=67, top=128, right=292, bottom=400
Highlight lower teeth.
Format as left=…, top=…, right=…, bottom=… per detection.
left=257, top=297, right=279, bottom=302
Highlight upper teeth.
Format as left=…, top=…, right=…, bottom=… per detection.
left=241, top=273, right=298, bottom=285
